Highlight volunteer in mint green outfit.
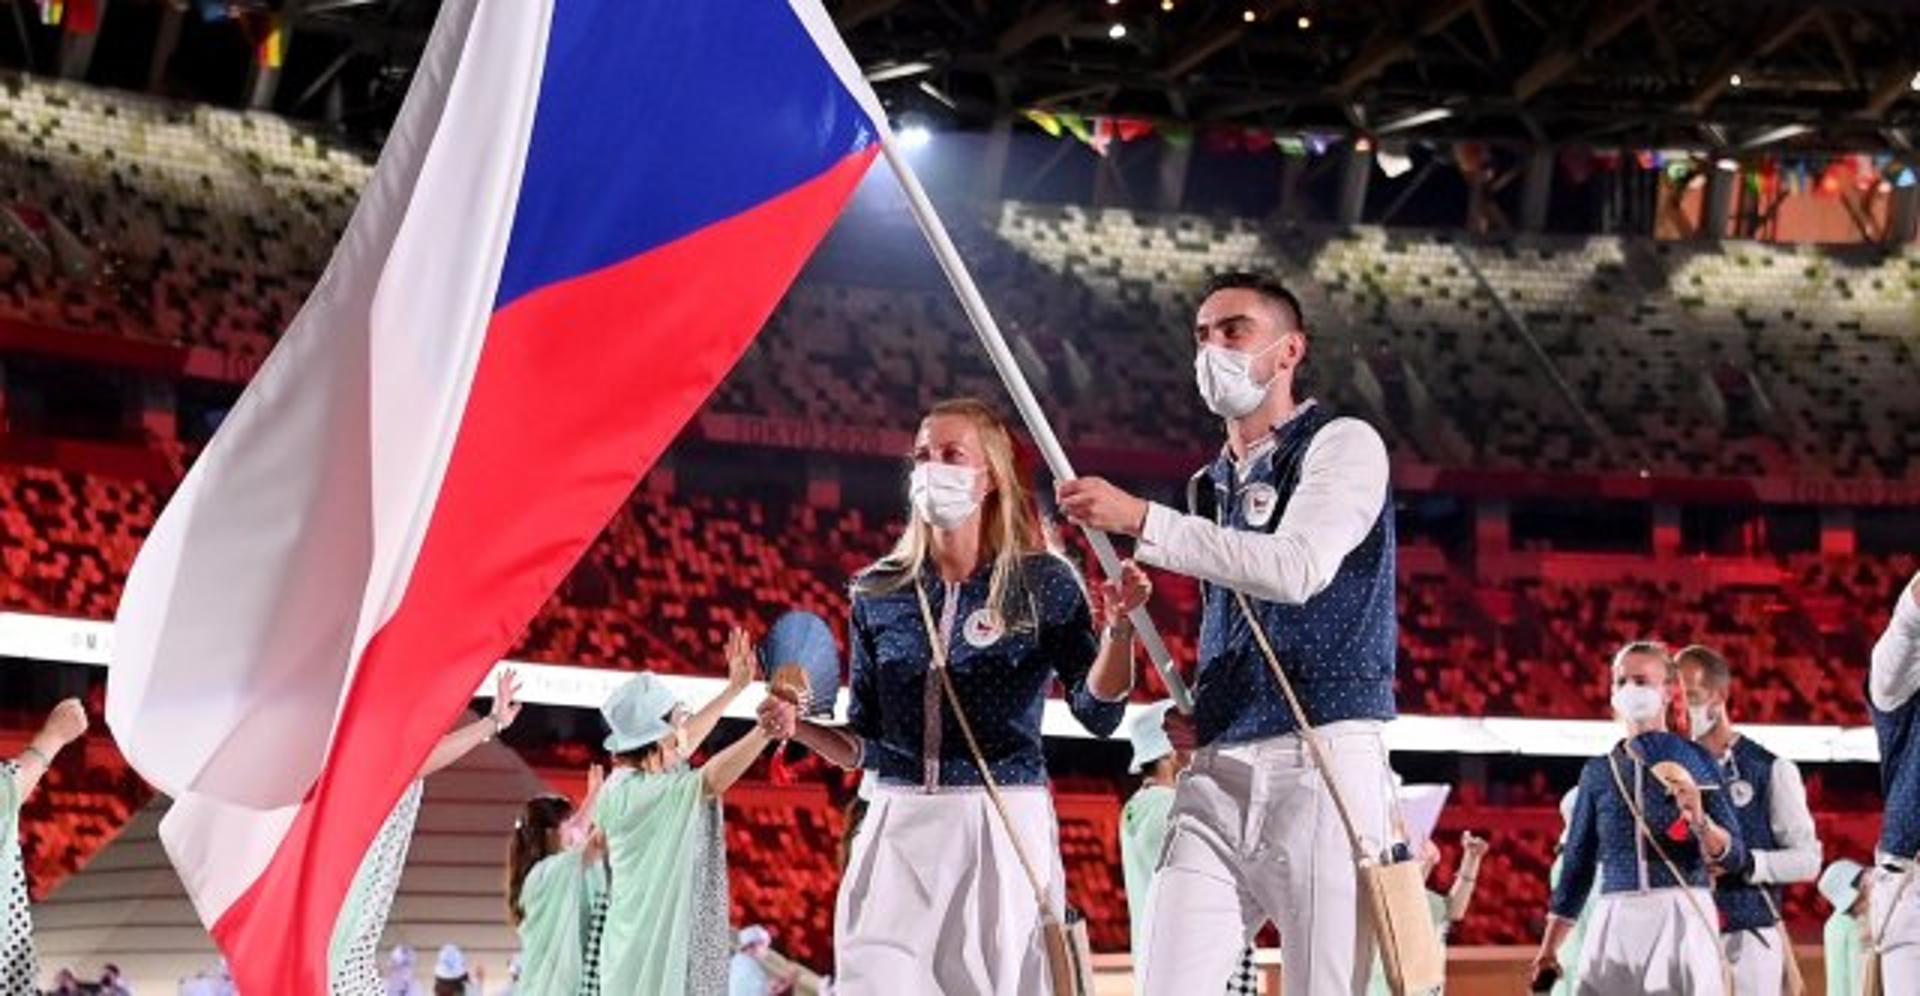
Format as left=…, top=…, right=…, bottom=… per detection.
left=1822, top=859, right=1871, bottom=996
left=507, top=786, right=607, bottom=996
left=1121, top=701, right=1262, bottom=994
left=330, top=671, right=524, bottom=994
left=3, top=698, right=88, bottom=993
left=1120, top=701, right=1182, bottom=966
left=1546, top=787, right=1592, bottom=996
left=594, top=633, right=773, bottom=996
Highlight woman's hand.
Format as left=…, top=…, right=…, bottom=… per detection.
left=758, top=695, right=799, bottom=740
left=1091, top=560, right=1153, bottom=630
left=490, top=669, right=523, bottom=732
left=1527, top=951, right=1561, bottom=992
left=41, top=698, right=88, bottom=747
left=725, top=627, right=757, bottom=692
left=1671, top=781, right=1706, bottom=824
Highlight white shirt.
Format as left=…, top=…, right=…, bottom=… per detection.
left=1870, top=572, right=1920, bottom=714
left=1137, top=414, right=1390, bottom=605
left=1744, top=751, right=1822, bottom=885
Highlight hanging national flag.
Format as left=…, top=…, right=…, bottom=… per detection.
left=1375, top=146, right=1414, bottom=178
left=1112, top=117, right=1155, bottom=143
left=1023, top=108, right=1063, bottom=138
left=1090, top=117, right=1116, bottom=156
left=63, top=0, right=98, bottom=34
left=105, top=1, right=882, bottom=992
left=1455, top=141, right=1491, bottom=177
left=37, top=0, right=63, bottom=27
left=1058, top=112, right=1097, bottom=149
left=1818, top=156, right=1853, bottom=197
left=1855, top=153, right=1880, bottom=191
left=1558, top=145, right=1596, bottom=185
left=256, top=14, right=287, bottom=69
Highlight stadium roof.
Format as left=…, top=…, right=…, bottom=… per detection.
left=25, top=0, right=1918, bottom=155
left=852, top=0, right=1920, bottom=152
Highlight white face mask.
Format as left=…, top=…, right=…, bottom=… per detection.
left=1611, top=683, right=1666, bottom=726
left=1697, top=702, right=1728, bottom=740
left=1194, top=341, right=1282, bottom=419
left=909, top=462, right=981, bottom=530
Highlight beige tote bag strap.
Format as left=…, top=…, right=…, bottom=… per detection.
left=1753, top=887, right=1806, bottom=994
left=1869, top=849, right=1920, bottom=956
left=1230, top=590, right=1403, bottom=863
left=912, top=579, right=1063, bottom=924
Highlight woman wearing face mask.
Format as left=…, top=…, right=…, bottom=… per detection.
left=593, top=633, right=773, bottom=996
left=757, top=397, right=1143, bottom=995
left=1530, top=641, right=1749, bottom=995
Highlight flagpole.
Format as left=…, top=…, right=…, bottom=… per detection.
left=877, top=136, right=1194, bottom=714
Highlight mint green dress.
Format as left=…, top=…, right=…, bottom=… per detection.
left=1825, top=910, right=1865, bottom=996
left=329, top=779, right=426, bottom=995
left=517, top=848, right=609, bottom=996
left=1119, top=785, right=1177, bottom=961
left=1546, top=853, right=1592, bottom=996
left=593, top=767, right=730, bottom=996
left=2, top=762, right=38, bottom=992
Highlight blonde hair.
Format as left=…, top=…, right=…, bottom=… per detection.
left=1611, top=640, right=1674, bottom=678
left=860, top=398, right=1054, bottom=627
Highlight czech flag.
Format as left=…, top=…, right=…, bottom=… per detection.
left=105, top=1, right=883, bottom=991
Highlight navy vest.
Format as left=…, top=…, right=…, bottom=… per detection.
left=1872, top=680, right=1920, bottom=858
left=1713, top=736, right=1781, bottom=931
left=1548, top=731, right=1748, bottom=920
left=1185, top=405, right=1397, bottom=746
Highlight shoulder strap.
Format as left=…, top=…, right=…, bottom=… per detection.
left=1604, top=746, right=1734, bottom=975
left=1229, top=590, right=1405, bottom=864
left=1869, top=849, right=1920, bottom=954
left=912, top=579, right=1064, bottom=926
left=1185, top=465, right=1218, bottom=521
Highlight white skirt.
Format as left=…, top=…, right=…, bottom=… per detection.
left=1576, top=890, right=1727, bottom=996
left=834, top=784, right=1065, bottom=996
left=1724, top=926, right=1786, bottom=996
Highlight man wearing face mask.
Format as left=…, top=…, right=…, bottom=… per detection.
left=1057, top=272, right=1398, bottom=995
left=1532, top=642, right=1747, bottom=995
left=1677, top=644, right=1821, bottom=996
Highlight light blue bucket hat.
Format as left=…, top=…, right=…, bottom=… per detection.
left=1820, top=858, right=1867, bottom=912
left=1128, top=701, right=1177, bottom=774
left=602, top=672, right=680, bottom=753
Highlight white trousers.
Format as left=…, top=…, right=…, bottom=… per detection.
left=1575, top=891, right=1727, bottom=996
left=1140, top=722, right=1392, bottom=996
left=1723, top=927, right=1784, bottom=996
left=834, top=785, right=1065, bottom=996
left=1871, top=862, right=1920, bottom=991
